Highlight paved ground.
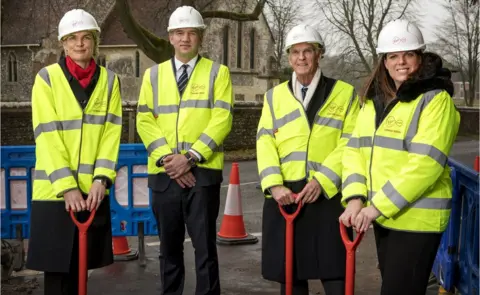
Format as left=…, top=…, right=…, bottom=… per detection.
left=3, top=137, right=478, bottom=295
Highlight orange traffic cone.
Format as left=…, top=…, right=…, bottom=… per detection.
left=112, top=236, right=138, bottom=261
left=216, top=163, right=258, bottom=245
left=474, top=156, right=479, bottom=172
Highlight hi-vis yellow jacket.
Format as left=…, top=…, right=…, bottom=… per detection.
left=256, top=80, right=360, bottom=199
left=341, top=90, right=460, bottom=232
left=136, top=57, right=233, bottom=174
left=32, top=64, right=122, bottom=200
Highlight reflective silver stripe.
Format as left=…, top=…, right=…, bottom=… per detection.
left=256, top=128, right=274, bottom=140
left=49, top=167, right=74, bottom=183
left=280, top=151, right=306, bottom=164
left=34, top=120, right=82, bottom=139
left=260, top=166, right=281, bottom=180
left=275, top=109, right=301, bottom=130
left=405, top=90, right=441, bottom=145
left=147, top=137, right=168, bottom=155
left=318, top=165, right=341, bottom=189
left=78, top=164, right=93, bottom=174
left=107, top=69, right=115, bottom=101
left=209, top=62, right=220, bottom=106
left=307, top=161, right=321, bottom=172
left=38, top=68, right=51, bottom=86
left=374, top=136, right=405, bottom=151
left=180, top=99, right=211, bottom=108
left=34, top=170, right=49, bottom=180
left=347, top=136, right=372, bottom=148
left=95, top=159, right=116, bottom=170
left=214, top=100, right=232, bottom=112
left=150, top=65, right=159, bottom=116
left=177, top=141, right=192, bottom=151
left=411, top=197, right=452, bottom=209
left=84, top=114, right=106, bottom=125
left=341, top=133, right=351, bottom=139
left=381, top=181, right=408, bottom=209
left=374, top=136, right=447, bottom=166
left=199, top=133, right=218, bottom=150
left=409, top=142, right=447, bottom=166
left=266, top=89, right=275, bottom=122
left=156, top=105, right=179, bottom=114
left=342, top=173, right=367, bottom=190
left=137, top=104, right=150, bottom=113
left=314, top=116, right=343, bottom=130
left=106, top=113, right=122, bottom=125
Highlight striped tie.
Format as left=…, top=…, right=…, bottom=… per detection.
left=301, top=87, right=308, bottom=100
left=177, top=64, right=189, bottom=94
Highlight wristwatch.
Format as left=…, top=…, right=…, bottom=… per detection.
left=94, top=178, right=107, bottom=187
left=184, top=153, right=197, bottom=167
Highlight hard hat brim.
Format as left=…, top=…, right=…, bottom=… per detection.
left=58, top=27, right=101, bottom=41
left=376, top=44, right=426, bottom=54
left=167, top=25, right=207, bottom=32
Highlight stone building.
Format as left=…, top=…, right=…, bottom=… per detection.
left=1, top=0, right=279, bottom=103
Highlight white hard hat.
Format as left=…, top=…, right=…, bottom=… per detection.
left=284, top=24, right=325, bottom=53
left=58, top=9, right=100, bottom=41
left=167, top=6, right=207, bottom=32
left=376, top=19, right=426, bottom=54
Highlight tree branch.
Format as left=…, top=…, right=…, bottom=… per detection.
left=201, top=0, right=267, bottom=20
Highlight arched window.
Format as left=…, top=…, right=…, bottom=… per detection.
left=222, top=26, right=229, bottom=66
left=236, top=22, right=242, bottom=68
left=249, top=28, right=255, bottom=70
left=8, top=52, right=17, bottom=82
left=135, top=51, right=140, bottom=77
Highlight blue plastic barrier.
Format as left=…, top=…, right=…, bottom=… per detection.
left=432, top=158, right=479, bottom=295
left=0, top=144, right=157, bottom=239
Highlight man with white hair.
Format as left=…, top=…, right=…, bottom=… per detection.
left=257, top=24, right=360, bottom=295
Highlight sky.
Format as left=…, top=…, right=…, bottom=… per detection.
left=296, top=0, right=452, bottom=54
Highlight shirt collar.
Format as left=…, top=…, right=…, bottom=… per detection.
left=174, top=54, right=199, bottom=71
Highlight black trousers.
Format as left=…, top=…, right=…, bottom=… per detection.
left=280, top=279, right=345, bottom=295
left=373, top=222, right=442, bottom=295
left=43, top=226, right=80, bottom=295
left=152, top=182, right=221, bottom=295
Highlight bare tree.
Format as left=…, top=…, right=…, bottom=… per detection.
left=115, top=0, right=267, bottom=64
left=312, top=0, right=417, bottom=78
left=264, top=0, right=302, bottom=70
left=434, top=0, right=479, bottom=106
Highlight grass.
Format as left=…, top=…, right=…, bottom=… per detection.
left=224, top=148, right=257, bottom=161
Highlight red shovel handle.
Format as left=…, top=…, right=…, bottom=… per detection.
left=70, top=209, right=96, bottom=295
left=340, top=222, right=364, bottom=251
left=340, top=223, right=364, bottom=295
left=278, top=194, right=302, bottom=295
left=70, top=209, right=96, bottom=232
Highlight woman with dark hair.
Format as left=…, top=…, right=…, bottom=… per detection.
left=339, top=19, right=460, bottom=295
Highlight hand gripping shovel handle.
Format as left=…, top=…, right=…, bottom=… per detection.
left=340, top=223, right=364, bottom=295
left=278, top=194, right=302, bottom=295
left=70, top=209, right=96, bottom=295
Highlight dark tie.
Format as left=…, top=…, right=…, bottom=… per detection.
left=301, top=87, right=308, bottom=100
left=177, top=64, right=189, bottom=94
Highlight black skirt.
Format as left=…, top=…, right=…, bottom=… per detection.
left=261, top=189, right=352, bottom=282
left=26, top=196, right=113, bottom=273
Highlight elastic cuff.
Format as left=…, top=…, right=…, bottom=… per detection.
left=344, top=195, right=367, bottom=204
left=190, top=148, right=205, bottom=163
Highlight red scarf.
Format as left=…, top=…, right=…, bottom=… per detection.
left=66, top=56, right=96, bottom=88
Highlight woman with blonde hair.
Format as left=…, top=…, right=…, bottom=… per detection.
left=26, top=9, right=122, bottom=294
left=339, top=19, right=460, bottom=295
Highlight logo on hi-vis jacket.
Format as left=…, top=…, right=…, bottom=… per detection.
left=384, top=115, right=403, bottom=133
left=326, top=103, right=344, bottom=118
left=190, top=83, right=206, bottom=95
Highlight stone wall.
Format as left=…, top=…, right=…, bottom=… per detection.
left=0, top=102, right=263, bottom=150
left=457, top=107, right=479, bottom=136
left=2, top=104, right=476, bottom=149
